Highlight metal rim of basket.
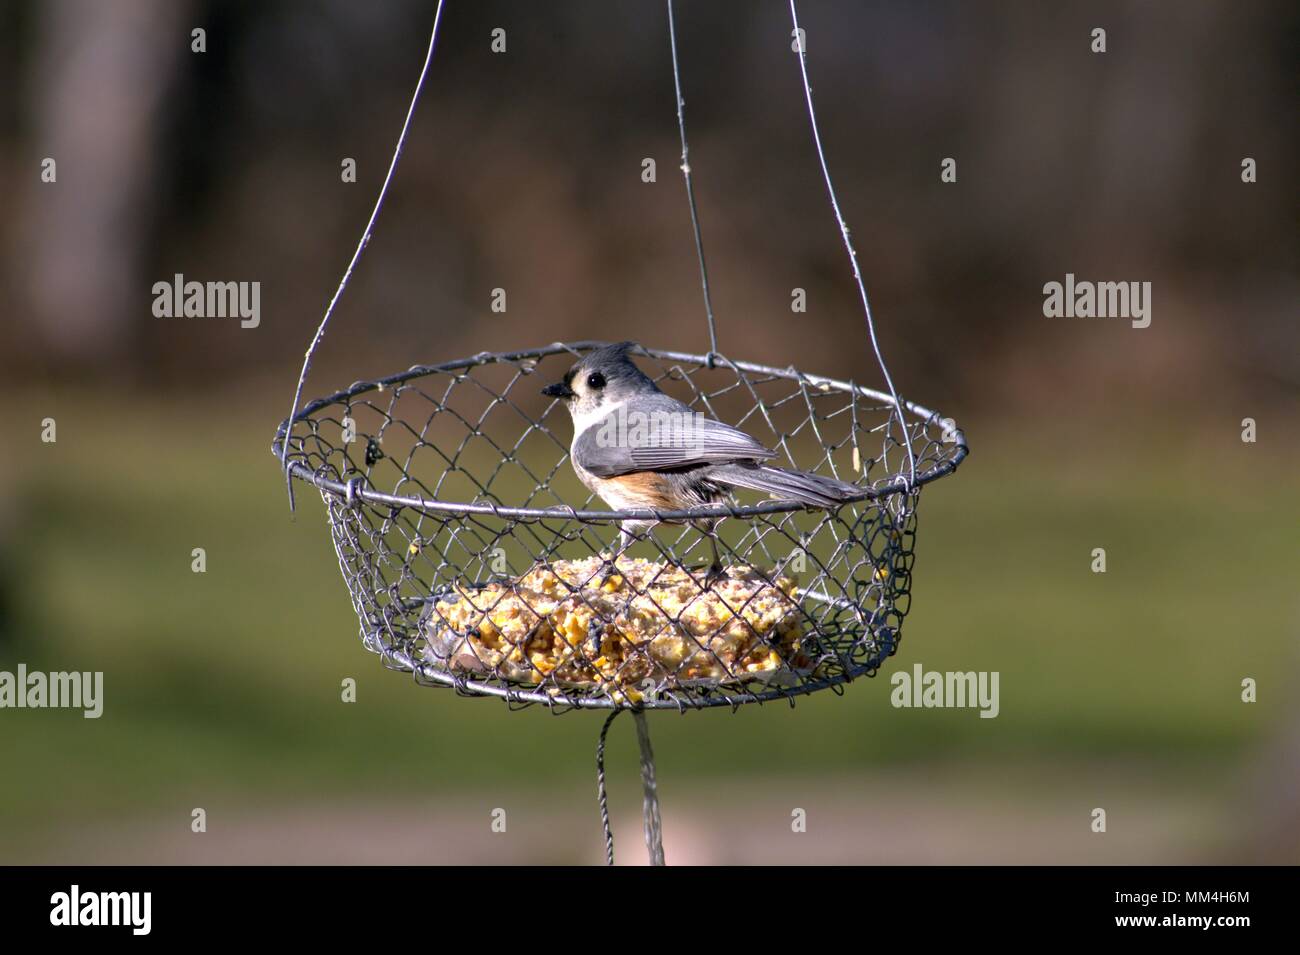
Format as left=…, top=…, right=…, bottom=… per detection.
left=272, top=340, right=968, bottom=712
left=272, top=340, right=969, bottom=523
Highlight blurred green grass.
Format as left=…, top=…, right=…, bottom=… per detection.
left=0, top=395, right=1295, bottom=835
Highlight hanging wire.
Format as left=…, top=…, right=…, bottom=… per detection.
left=279, top=0, right=448, bottom=510
left=666, top=0, right=720, bottom=361
left=633, top=710, right=666, bottom=866
left=788, top=0, right=917, bottom=485
left=595, top=709, right=622, bottom=866
left=595, top=708, right=666, bottom=866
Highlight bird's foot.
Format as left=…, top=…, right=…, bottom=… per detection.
left=595, top=556, right=623, bottom=589
left=586, top=620, right=605, bottom=659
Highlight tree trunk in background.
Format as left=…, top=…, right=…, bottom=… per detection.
left=22, top=0, right=190, bottom=370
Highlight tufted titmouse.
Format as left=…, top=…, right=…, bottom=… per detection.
left=542, top=342, right=864, bottom=579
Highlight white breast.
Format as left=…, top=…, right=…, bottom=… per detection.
left=570, top=402, right=631, bottom=502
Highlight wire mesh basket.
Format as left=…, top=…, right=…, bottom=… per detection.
left=274, top=0, right=970, bottom=863
left=273, top=341, right=967, bottom=712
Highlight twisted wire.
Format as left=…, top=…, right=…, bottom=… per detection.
left=596, top=709, right=622, bottom=865
left=633, top=709, right=666, bottom=866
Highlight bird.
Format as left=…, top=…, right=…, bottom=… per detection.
left=541, top=341, right=864, bottom=581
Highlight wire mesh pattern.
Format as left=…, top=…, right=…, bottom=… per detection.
left=273, top=342, right=967, bottom=712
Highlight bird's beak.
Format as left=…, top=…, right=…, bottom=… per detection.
left=542, top=381, right=575, bottom=399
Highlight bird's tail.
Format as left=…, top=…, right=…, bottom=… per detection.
left=709, top=463, right=866, bottom=509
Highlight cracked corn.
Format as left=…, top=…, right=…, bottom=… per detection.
left=422, top=556, right=807, bottom=697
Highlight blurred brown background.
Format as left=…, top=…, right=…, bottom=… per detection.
left=0, top=0, right=1295, bottom=864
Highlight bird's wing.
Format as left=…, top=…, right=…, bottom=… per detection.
left=573, top=397, right=776, bottom=478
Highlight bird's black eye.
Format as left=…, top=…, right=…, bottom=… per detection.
left=586, top=372, right=606, bottom=390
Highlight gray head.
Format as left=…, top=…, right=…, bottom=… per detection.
left=541, top=342, right=659, bottom=420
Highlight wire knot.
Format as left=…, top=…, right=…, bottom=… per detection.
left=344, top=476, right=364, bottom=508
